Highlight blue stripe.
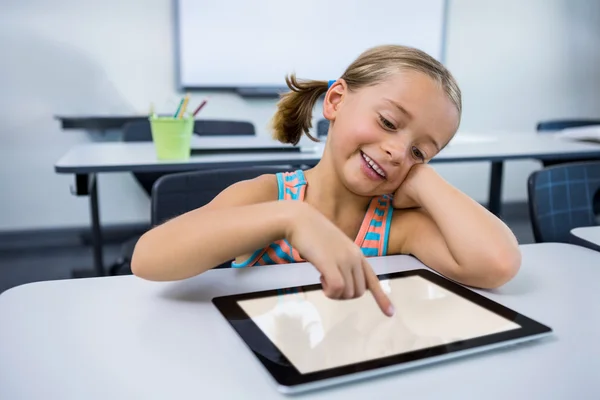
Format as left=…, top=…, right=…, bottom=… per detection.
left=365, top=232, right=380, bottom=241
left=273, top=243, right=295, bottom=262
left=382, top=207, right=394, bottom=256
left=374, top=208, right=385, bottom=217
left=284, top=173, right=297, bottom=182
left=295, top=169, right=307, bottom=185
left=361, top=247, right=379, bottom=257
left=378, top=199, right=386, bottom=207
left=285, top=187, right=299, bottom=199
left=370, top=220, right=383, bottom=227
left=231, top=248, right=264, bottom=268
left=276, top=173, right=284, bottom=200
left=283, top=239, right=295, bottom=258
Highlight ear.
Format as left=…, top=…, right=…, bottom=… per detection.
left=322, top=79, right=347, bottom=121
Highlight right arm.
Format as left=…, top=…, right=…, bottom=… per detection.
left=131, top=174, right=394, bottom=316
left=131, top=174, right=291, bottom=281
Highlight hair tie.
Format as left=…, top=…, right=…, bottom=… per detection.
left=328, top=80, right=336, bottom=89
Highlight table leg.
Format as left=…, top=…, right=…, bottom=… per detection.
left=70, top=173, right=106, bottom=278
left=488, top=161, right=504, bottom=217
left=88, top=174, right=106, bottom=276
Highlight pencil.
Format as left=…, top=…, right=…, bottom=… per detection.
left=173, top=97, right=184, bottom=118
left=178, top=93, right=190, bottom=118
left=192, top=99, right=208, bottom=116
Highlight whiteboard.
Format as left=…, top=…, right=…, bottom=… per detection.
left=176, top=0, right=448, bottom=90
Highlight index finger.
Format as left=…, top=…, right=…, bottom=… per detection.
left=362, top=258, right=395, bottom=317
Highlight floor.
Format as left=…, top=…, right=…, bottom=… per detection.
left=0, top=215, right=535, bottom=295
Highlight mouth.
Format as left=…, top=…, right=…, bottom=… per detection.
left=360, top=151, right=387, bottom=179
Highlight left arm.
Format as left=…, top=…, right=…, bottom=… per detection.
left=388, top=164, right=521, bottom=289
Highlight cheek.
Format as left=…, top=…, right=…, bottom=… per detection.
left=332, top=118, right=379, bottom=149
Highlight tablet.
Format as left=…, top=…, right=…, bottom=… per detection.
left=212, top=269, right=552, bottom=394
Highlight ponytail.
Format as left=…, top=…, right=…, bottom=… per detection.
left=271, top=74, right=328, bottom=145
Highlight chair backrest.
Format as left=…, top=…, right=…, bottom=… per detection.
left=151, top=166, right=295, bottom=227
left=151, top=166, right=295, bottom=268
left=527, top=161, right=600, bottom=243
left=122, top=120, right=153, bottom=142
left=122, top=119, right=256, bottom=140
left=194, top=120, right=255, bottom=136
left=121, top=119, right=256, bottom=196
left=536, top=119, right=600, bottom=133
left=317, top=119, right=330, bottom=137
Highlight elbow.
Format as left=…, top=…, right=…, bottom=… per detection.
left=480, top=245, right=522, bottom=289
left=130, top=232, right=161, bottom=281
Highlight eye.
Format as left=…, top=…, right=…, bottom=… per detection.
left=378, top=115, right=396, bottom=130
left=412, top=146, right=425, bottom=161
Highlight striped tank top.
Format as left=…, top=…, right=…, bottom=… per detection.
left=231, top=169, right=394, bottom=268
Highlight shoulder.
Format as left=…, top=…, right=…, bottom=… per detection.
left=387, top=207, right=438, bottom=255
left=205, top=173, right=279, bottom=209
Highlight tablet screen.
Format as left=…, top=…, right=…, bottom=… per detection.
left=237, top=275, right=520, bottom=374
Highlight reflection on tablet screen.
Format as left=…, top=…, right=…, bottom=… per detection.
left=237, top=275, right=520, bottom=374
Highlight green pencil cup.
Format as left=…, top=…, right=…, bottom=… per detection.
left=149, top=116, right=194, bottom=160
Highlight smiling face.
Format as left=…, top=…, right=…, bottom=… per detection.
left=322, top=70, right=460, bottom=197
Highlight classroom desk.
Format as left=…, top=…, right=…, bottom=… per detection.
left=54, top=133, right=600, bottom=276
left=0, top=243, right=598, bottom=399
left=571, top=226, right=600, bottom=252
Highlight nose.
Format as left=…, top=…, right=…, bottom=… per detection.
left=381, top=138, right=407, bottom=165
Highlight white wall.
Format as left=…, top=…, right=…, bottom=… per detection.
left=1, top=0, right=599, bottom=231
left=442, top=0, right=600, bottom=204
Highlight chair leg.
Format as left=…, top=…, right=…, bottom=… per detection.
left=108, top=258, right=131, bottom=276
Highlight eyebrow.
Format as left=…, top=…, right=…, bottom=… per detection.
left=383, top=98, right=443, bottom=153
left=424, top=134, right=443, bottom=153
left=384, top=98, right=412, bottom=120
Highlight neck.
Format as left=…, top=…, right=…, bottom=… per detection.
left=303, top=150, right=371, bottom=220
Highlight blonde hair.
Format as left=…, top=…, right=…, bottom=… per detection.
left=270, top=45, right=462, bottom=144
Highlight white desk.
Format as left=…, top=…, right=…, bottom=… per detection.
left=571, top=226, right=600, bottom=251
left=1, top=243, right=599, bottom=399
left=55, top=133, right=600, bottom=174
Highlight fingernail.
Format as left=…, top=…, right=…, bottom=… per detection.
left=387, top=305, right=395, bottom=316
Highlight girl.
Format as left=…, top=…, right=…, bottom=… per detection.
left=131, top=45, right=521, bottom=317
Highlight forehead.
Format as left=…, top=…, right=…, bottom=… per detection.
left=353, top=70, right=460, bottom=142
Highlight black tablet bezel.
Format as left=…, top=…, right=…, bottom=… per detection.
left=212, top=269, right=552, bottom=388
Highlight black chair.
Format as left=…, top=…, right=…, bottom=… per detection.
left=151, top=166, right=296, bottom=269
left=527, top=161, right=600, bottom=244
left=317, top=119, right=330, bottom=137
left=536, top=119, right=600, bottom=168
left=108, top=119, right=256, bottom=275
left=194, top=120, right=255, bottom=136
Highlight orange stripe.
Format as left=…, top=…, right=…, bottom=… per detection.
left=371, top=213, right=385, bottom=222
left=298, top=183, right=307, bottom=200
left=241, top=247, right=270, bottom=267
left=362, top=239, right=380, bottom=248
left=278, top=240, right=294, bottom=258
left=354, top=199, right=377, bottom=246
left=291, top=247, right=304, bottom=262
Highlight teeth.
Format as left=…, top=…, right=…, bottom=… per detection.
left=361, top=153, right=386, bottom=178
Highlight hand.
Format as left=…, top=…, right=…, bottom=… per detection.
left=392, top=164, right=435, bottom=209
left=285, top=202, right=395, bottom=317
